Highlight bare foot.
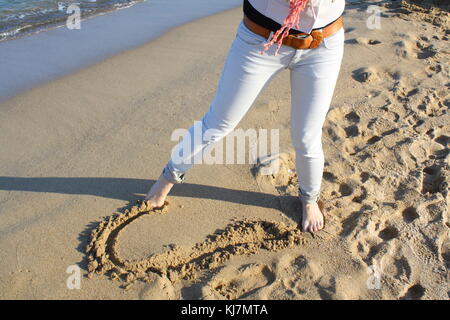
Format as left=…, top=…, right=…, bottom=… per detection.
left=301, top=201, right=325, bottom=233
left=144, top=174, right=174, bottom=208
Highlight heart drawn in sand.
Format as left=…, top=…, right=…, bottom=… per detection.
left=85, top=200, right=308, bottom=288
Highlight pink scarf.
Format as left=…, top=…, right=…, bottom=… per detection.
left=261, top=0, right=310, bottom=56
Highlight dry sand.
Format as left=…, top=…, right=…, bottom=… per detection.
left=0, top=1, right=449, bottom=299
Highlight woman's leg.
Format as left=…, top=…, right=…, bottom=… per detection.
left=145, top=20, right=292, bottom=206
left=289, top=28, right=345, bottom=232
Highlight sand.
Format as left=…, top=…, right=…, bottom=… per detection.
left=85, top=201, right=307, bottom=288
left=0, top=1, right=448, bottom=299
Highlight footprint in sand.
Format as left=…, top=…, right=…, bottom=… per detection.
left=394, top=40, right=416, bottom=59
left=393, top=37, right=438, bottom=60
left=434, top=135, right=449, bottom=148
left=344, top=124, right=360, bottom=138
left=345, top=38, right=382, bottom=46
left=426, top=63, right=442, bottom=74
left=401, top=284, right=426, bottom=300
left=422, top=163, right=450, bottom=196
left=203, top=263, right=276, bottom=300
left=277, top=254, right=336, bottom=299
left=139, top=273, right=178, bottom=300
left=441, top=240, right=450, bottom=269
left=352, top=67, right=379, bottom=83
left=345, top=110, right=361, bottom=123
left=402, top=206, right=420, bottom=223
left=416, top=40, right=438, bottom=60
left=378, top=225, right=400, bottom=241
left=352, top=186, right=368, bottom=204
left=381, top=253, right=412, bottom=283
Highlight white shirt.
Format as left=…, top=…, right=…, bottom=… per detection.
left=248, top=0, right=345, bottom=33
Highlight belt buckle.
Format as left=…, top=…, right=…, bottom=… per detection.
left=290, top=29, right=323, bottom=49
left=309, top=29, right=324, bottom=49
left=291, top=33, right=313, bottom=49
left=293, top=33, right=311, bottom=40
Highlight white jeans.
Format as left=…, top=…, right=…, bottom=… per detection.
left=162, top=19, right=345, bottom=204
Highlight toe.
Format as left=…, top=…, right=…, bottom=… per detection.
left=314, top=222, right=321, bottom=232
left=302, top=222, right=307, bottom=232
left=319, top=221, right=324, bottom=230
left=314, top=223, right=319, bottom=232
left=315, top=221, right=320, bottom=231
left=302, top=220, right=310, bottom=233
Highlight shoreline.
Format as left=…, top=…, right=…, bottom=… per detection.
left=0, top=0, right=241, bottom=102
left=0, top=0, right=145, bottom=43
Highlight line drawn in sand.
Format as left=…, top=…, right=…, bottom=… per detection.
left=85, top=200, right=309, bottom=289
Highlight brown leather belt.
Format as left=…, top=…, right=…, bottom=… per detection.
left=243, top=14, right=343, bottom=50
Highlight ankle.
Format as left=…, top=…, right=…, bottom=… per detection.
left=303, top=202, right=318, bottom=208
left=159, top=174, right=175, bottom=187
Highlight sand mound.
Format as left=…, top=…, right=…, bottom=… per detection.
left=85, top=201, right=307, bottom=288
left=405, top=0, right=449, bottom=10
left=386, top=0, right=449, bottom=31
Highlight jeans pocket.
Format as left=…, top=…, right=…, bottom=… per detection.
left=323, top=27, right=345, bottom=50
left=236, top=21, right=267, bottom=46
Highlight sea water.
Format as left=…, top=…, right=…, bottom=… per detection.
left=0, top=0, right=143, bottom=41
